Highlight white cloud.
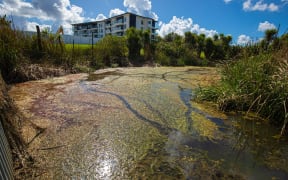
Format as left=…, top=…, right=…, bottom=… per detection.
left=0, top=0, right=85, bottom=34
left=258, top=21, right=276, bottom=32
left=95, top=14, right=107, bottom=21
left=25, top=21, right=52, bottom=32
left=243, top=0, right=279, bottom=12
left=224, top=0, right=233, bottom=4
left=237, top=34, right=252, bottom=44
left=109, top=8, right=125, bottom=17
left=123, top=0, right=158, bottom=20
left=157, top=16, right=218, bottom=38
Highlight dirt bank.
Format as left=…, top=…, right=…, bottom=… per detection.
left=6, top=63, right=74, bottom=84
left=0, top=74, right=39, bottom=179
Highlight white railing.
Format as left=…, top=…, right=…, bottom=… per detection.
left=0, top=121, right=14, bottom=180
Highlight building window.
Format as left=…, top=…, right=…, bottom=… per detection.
left=148, top=21, right=151, bottom=24
left=141, top=20, right=144, bottom=25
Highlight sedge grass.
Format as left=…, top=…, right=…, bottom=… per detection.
left=195, top=51, right=288, bottom=135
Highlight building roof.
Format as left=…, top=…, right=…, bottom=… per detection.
left=71, top=12, right=157, bottom=26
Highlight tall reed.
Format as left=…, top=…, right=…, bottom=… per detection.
left=196, top=49, right=288, bottom=135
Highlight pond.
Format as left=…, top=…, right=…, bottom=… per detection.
left=9, top=67, right=288, bottom=179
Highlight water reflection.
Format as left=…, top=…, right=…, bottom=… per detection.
left=9, top=67, right=288, bottom=179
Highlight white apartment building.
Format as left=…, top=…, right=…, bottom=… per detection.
left=72, top=12, right=157, bottom=42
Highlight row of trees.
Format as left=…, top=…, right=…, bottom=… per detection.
left=1, top=14, right=287, bottom=82
left=92, top=28, right=236, bottom=67
left=91, top=27, right=155, bottom=68
left=155, top=32, right=235, bottom=66
left=242, top=29, right=288, bottom=57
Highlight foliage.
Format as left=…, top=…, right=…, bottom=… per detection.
left=0, top=15, right=26, bottom=81
left=126, top=27, right=142, bottom=62
left=142, top=30, right=155, bottom=61
left=155, top=31, right=235, bottom=67
left=92, top=35, right=128, bottom=68
left=196, top=32, right=288, bottom=133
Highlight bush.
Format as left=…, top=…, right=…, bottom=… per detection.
left=0, top=16, right=25, bottom=81
left=155, top=51, right=171, bottom=66
left=196, top=51, right=288, bottom=131
left=92, top=35, right=128, bottom=67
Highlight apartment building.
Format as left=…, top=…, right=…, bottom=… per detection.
left=72, top=12, right=157, bottom=42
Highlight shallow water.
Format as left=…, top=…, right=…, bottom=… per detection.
left=9, top=67, right=288, bottom=179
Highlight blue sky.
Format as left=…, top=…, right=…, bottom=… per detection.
left=0, top=0, right=287, bottom=44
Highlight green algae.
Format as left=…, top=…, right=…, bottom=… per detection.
left=8, top=67, right=288, bottom=179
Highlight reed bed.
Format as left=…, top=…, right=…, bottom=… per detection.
left=196, top=48, right=288, bottom=135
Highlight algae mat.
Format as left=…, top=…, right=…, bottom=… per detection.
left=9, top=67, right=288, bottom=179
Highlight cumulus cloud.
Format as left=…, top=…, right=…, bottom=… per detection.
left=157, top=16, right=218, bottom=38
left=258, top=21, right=276, bottom=32
left=109, top=8, right=125, bottom=17
left=95, top=14, right=107, bottom=21
left=243, top=0, right=279, bottom=12
left=123, top=0, right=158, bottom=20
left=0, top=0, right=85, bottom=34
left=237, top=34, right=252, bottom=44
left=25, top=22, right=52, bottom=32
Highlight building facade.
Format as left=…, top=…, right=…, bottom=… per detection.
left=72, top=12, right=157, bottom=42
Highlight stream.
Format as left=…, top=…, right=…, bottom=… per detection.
left=9, top=67, right=288, bottom=179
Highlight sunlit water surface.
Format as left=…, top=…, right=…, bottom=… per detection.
left=9, top=67, right=288, bottom=179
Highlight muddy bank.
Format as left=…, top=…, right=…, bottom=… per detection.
left=5, top=63, right=78, bottom=84
left=0, top=74, right=43, bottom=179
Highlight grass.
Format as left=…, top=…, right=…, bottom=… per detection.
left=65, top=44, right=92, bottom=51
left=195, top=49, right=288, bottom=135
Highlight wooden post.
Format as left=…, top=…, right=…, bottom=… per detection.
left=91, top=32, right=94, bottom=59
left=36, top=25, right=42, bottom=51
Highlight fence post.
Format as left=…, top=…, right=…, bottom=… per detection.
left=91, top=32, right=94, bottom=61
left=36, top=25, right=42, bottom=51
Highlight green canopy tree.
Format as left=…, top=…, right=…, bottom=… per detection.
left=204, top=37, right=215, bottom=59
left=93, top=35, right=128, bottom=67
left=184, top=32, right=197, bottom=49
left=126, top=27, right=142, bottom=62
left=142, top=30, right=154, bottom=61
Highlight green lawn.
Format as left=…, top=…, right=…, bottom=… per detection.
left=65, top=44, right=92, bottom=51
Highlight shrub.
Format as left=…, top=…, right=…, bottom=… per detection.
left=0, top=16, right=25, bottom=81
left=196, top=51, right=288, bottom=133
left=92, top=35, right=128, bottom=67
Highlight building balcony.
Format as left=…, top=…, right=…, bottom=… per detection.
left=112, top=32, right=124, bottom=37
left=112, top=27, right=124, bottom=33
left=112, top=20, right=124, bottom=26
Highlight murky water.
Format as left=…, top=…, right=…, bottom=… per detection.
left=9, top=67, right=288, bottom=179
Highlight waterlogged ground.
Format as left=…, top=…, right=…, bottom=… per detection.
left=9, top=67, right=288, bottom=179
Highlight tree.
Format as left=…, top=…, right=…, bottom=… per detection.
left=264, top=29, right=278, bottom=45
left=143, top=30, right=153, bottom=61
left=184, top=32, right=197, bottom=49
left=204, top=37, right=214, bottom=59
left=93, top=35, right=128, bottom=67
left=126, top=27, right=142, bottom=62
left=197, top=34, right=206, bottom=58
left=263, top=29, right=278, bottom=51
